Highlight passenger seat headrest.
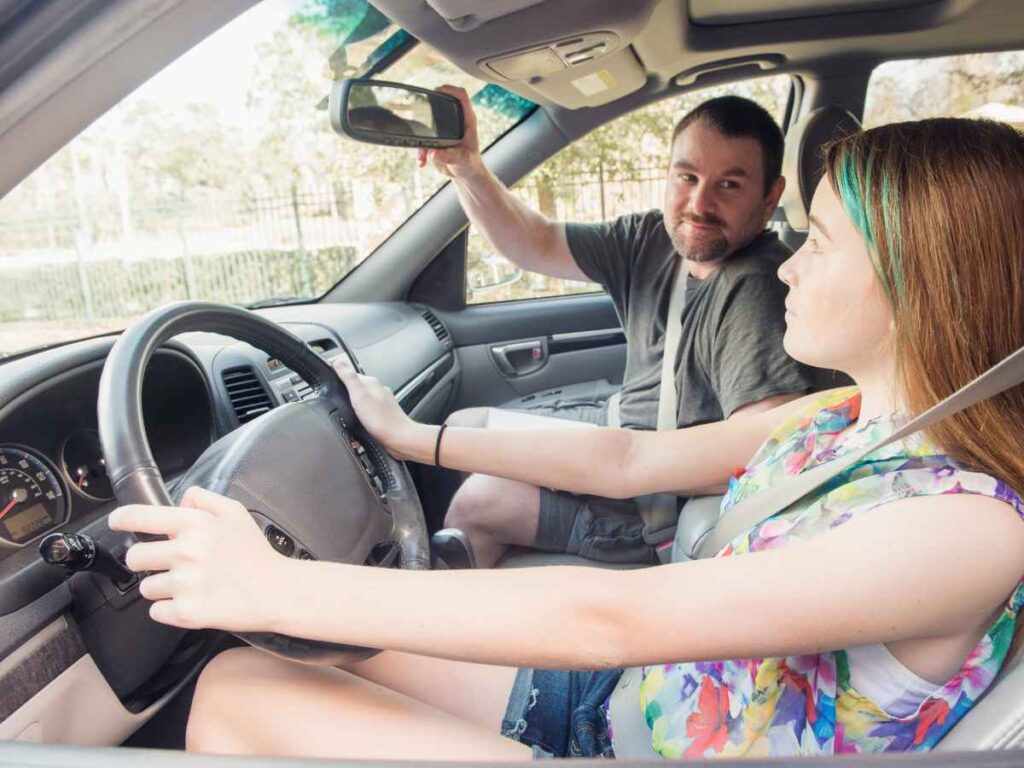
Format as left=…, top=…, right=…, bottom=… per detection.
left=780, top=106, right=861, bottom=231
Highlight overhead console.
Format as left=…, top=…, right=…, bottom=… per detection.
left=369, top=0, right=656, bottom=109
left=480, top=32, right=645, bottom=110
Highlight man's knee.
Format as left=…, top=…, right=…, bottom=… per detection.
left=445, top=475, right=540, bottom=541
left=445, top=407, right=489, bottom=428
left=444, top=474, right=504, bottom=533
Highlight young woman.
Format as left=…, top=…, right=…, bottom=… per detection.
left=110, top=118, right=1024, bottom=760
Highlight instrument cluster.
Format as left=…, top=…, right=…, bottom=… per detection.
left=0, top=431, right=111, bottom=548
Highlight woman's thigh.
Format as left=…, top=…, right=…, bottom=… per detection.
left=188, top=647, right=530, bottom=762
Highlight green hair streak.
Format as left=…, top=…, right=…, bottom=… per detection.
left=832, top=147, right=904, bottom=303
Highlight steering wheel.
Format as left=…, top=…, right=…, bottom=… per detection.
left=96, top=301, right=430, bottom=665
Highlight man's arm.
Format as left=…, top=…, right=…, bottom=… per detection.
left=730, top=392, right=804, bottom=419
left=420, top=86, right=587, bottom=282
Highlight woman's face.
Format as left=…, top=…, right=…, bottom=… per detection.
left=778, top=179, right=894, bottom=375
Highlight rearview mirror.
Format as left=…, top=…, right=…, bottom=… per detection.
left=329, top=78, right=464, bottom=148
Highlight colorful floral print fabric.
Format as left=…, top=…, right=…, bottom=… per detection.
left=637, top=387, right=1024, bottom=758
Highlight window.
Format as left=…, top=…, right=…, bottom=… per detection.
left=864, top=50, right=1024, bottom=128
left=466, top=75, right=793, bottom=304
left=0, top=0, right=532, bottom=356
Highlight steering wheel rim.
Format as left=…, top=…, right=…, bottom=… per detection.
left=97, top=300, right=430, bottom=664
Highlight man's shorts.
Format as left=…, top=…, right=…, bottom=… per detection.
left=506, top=397, right=658, bottom=566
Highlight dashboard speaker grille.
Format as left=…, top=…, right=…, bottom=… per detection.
left=222, top=366, right=272, bottom=423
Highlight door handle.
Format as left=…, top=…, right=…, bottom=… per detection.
left=491, top=340, right=546, bottom=377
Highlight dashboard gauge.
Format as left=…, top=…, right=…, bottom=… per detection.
left=0, top=445, right=69, bottom=546
left=60, top=430, right=113, bottom=501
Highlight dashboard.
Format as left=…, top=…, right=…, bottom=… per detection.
left=0, top=301, right=457, bottom=740
left=0, top=351, right=212, bottom=552
left=0, top=302, right=453, bottom=567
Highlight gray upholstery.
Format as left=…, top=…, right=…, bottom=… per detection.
left=671, top=495, right=724, bottom=561
left=936, top=653, right=1024, bottom=751
left=779, top=105, right=861, bottom=231
left=496, top=547, right=647, bottom=569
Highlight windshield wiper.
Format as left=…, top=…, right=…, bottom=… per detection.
left=245, top=296, right=314, bottom=310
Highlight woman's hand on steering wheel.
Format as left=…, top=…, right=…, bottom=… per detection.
left=332, top=357, right=432, bottom=461
left=108, top=486, right=289, bottom=632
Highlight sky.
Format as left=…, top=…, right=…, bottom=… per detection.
left=121, top=1, right=291, bottom=124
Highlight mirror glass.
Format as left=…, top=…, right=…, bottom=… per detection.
left=346, top=83, right=462, bottom=141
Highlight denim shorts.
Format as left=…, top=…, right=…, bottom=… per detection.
left=535, top=490, right=659, bottom=564
left=501, top=667, right=623, bottom=759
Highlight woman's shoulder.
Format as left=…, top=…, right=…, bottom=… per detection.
left=728, top=387, right=862, bottom=496
left=874, top=464, right=1024, bottom=520
left=763, top=386, right=862, bottom=446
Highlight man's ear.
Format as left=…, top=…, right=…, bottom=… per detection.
left=763, top=176, right=786, bottom=224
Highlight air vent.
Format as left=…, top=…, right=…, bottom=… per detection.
left=222, top=366, right=273, bottom=424
left=417, top=307, right=452, bottom=349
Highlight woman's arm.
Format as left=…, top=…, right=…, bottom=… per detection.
left=336, top=360, right=823, bottom=499
left=110, top=487, right=1024, bottom=670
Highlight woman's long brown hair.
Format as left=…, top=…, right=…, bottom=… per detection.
left=823, top=118, right=1024, bottom=653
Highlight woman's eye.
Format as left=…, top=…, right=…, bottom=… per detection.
left=807, top=238, right=822, bottom=253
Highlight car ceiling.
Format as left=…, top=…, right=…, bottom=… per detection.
left=372, top=0, right=1024, bottom=126
left=1, top=0, right=1023, bottom=200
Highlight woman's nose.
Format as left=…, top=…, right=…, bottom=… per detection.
left=778, top=252, right=797, bottom=286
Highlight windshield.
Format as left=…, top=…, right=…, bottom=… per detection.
left=0, top=0, right=534, bottom=356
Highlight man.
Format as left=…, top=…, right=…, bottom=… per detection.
left=424, top=91, right=823, bottom=568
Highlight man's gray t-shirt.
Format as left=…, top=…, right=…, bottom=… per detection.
left=566, top=210, right=822, bottom=431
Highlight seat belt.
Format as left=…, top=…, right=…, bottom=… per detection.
left=637, top=257, right=689, bottom=548
left=611, top=342, right=1024, bottom=758
left=697, top=342, right=1024, bottom=557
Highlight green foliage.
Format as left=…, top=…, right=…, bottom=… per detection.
left=289, top=0, right=391, bottom=45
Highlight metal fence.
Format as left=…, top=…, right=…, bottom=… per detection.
left=466, top=165, right=666, bottom=302
left=0, top=166, right=669, bottom=322
left=0, top=183, right=362, bottom=322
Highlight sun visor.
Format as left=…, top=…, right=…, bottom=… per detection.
left=689, top=0, right=934, bottom=26
left=424, top=0, right=547, bottom=31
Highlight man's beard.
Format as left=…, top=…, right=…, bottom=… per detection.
left=669, top=227, right=730, bottom=263
left=667, top=206, right=767, bottom=264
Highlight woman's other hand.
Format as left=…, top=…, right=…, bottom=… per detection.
left=332, top=357, right=431, bottom=460
left=108, top=487, right=289, bottom=631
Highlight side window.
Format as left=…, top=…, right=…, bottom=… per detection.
left=465, top=75, right=793, bottom=305
left=864, top=50, right=1024, bottom=127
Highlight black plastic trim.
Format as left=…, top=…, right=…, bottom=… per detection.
left=548, top=328, right=626, bottom=355
left=437, top=293, right=620, bottom=348
left=0, top=584, right=72, bottom=664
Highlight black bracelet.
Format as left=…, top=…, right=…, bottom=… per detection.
left=434, top=424, right=448, bottom=468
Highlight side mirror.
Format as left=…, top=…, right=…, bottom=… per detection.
left=329, top=78, right=464, bottom=149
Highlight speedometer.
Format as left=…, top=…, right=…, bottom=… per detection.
left=0, top=446, right=69, bottom=546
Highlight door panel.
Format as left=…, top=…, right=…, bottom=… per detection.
left=438, top=294, right=626, bottom=412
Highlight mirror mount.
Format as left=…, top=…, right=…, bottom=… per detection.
left=329, top=78, right=464, bottom=149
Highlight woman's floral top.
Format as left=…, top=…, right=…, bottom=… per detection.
left=637, top=387, right=1024, bottom=758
